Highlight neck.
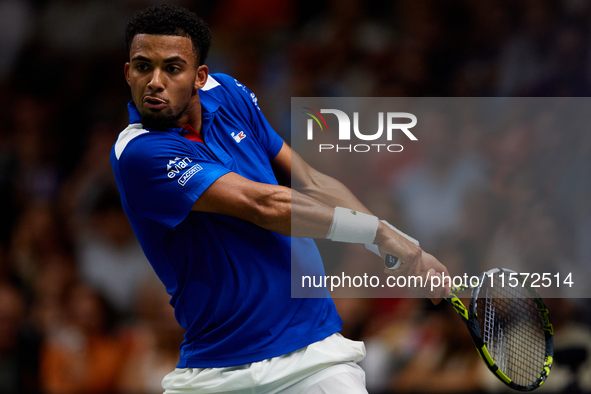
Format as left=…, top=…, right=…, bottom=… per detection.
left=178, top=95, right=203, bottom=135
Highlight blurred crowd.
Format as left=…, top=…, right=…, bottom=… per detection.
left=1, top=0, right=591, bottom=393
left=316, top=97, right=591, bottom=392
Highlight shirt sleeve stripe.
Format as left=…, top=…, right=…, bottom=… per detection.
left=201, top=75, right=220, bottom=91
left=115, top=123, right=149, bottom=159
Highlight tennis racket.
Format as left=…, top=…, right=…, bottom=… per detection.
left=385, top=257, right=554, bottom=391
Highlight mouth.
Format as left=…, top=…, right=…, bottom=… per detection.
left=143, top=95, right=168, bottom=110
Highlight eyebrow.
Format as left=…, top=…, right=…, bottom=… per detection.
left=131, top=55, right=187, bottom=64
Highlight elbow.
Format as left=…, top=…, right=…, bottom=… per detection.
left=247, top=187, right=292, bottom=234
left=298, top=169, right=323, bottom=194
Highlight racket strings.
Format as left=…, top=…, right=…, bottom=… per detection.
left=477, top=276, right=546, bottom=388
left=483, top=297, right=507, bottom=372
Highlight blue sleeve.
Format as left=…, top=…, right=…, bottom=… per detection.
left=119, top=134, right=231, bottom=229
left=216, top=74, right=284, bottom=160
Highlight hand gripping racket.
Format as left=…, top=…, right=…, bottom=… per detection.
left=385, top=254, right=554, bottom=391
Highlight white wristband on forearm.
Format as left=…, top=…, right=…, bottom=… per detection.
left=364, top=220, right=420, bottom=257
left=326, top=207, right=379, bottom=244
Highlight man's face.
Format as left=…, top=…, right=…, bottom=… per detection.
left=125, top=34, right=199, bottom=129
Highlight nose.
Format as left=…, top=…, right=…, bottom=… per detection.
left=147, top=68, right=165, bottom=91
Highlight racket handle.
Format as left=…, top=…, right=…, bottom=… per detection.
left=381, top=221, right=419, bottom=270
left=385, top=254, right=401, bottom=270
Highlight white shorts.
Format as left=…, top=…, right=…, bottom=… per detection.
left=161, top=333, right=368, bottom=394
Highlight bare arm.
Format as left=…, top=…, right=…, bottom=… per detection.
left=191, top=171, right=335, bottom=238
left=271, top=142, right=421, bottom=261
left=192, top=142, right=366, bottom=238
left=272, top=142, right=450, bottom=301
left=272, top=142, right=371, bottom=213
left=192, top=142, right=449, bottom=301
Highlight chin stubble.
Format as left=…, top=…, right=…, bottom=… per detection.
left=140, top=101, right=191, bottom=130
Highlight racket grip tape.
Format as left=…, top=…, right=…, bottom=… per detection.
left=385, top=254, right=402, bottom=269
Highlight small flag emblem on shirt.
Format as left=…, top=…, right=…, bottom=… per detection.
left=231, top=131, right=246, bottom=143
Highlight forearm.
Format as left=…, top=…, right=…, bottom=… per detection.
left=221, top=175, right=447, bottom=299
left=292, top=170, right=422, bottom=259
left=266, top=183, right=420, bottom=261
left=290, top=189, right=334, bottom=238
left=295, top=169, right=371, bottom=214
left=193, top=172, right=334, bottom=239
left=252, top=186, right=334, bottom=238
left=270, top=143, right=449, bottom=301
left=300, top=173, right=423, bottom=261
left=194, top=170, right=419, bottom=265
left=280, top=143, right=371, bottom=214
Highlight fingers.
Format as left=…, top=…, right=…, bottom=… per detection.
left=383, top=251, right=451, bottom=303
left=422, top=253, right=450, bottom=302
left=427, top=269, right=441, bottom=304
left=431, top=271, right=451, bottom=302
left=441, top=275, right=451, bottom=298
left=427, top=270, right=443, bottom=304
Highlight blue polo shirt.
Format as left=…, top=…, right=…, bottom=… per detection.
left=110, top=73, right=342, bottom=368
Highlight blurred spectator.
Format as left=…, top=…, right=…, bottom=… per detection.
left=451, top=0, right=513, bottom=96
left=393, top=304, right=488, bottom=393
left=0, top=1, right=590, bottom=392
left=9, top=202, right=72, bottom=288
left=0, top=281, right=42, bottom=394
left=75, top=185, right=155, bottom=315
left=55, top=118, right=154, bottom=315
left=390, top=107, right=487, bottom=251
left=30, top=253, right=77, bottom=336
left=40, top=283, right=125, bottom=394
left=359, top=298, right=427, bottom=393
left=484, top=172, right=580, bottom=295
left=118, top=279, right=185, bottom=394
left=11, top=94, right=61, bottom=205
left=496, top=0, right=558, bottom=95
left=456, top=189, right=504, bottom=275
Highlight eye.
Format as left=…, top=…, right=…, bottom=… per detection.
left=167, top=65, right=181, bottom=73
left=136, top=64, right=149, bottom=71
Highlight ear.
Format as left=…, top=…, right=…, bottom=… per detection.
left=124, top=62, right=131, bottom=86
left=193, top=65, right=209, bottom=92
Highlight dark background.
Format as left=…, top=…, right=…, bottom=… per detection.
left=1, top=0, right=590, bottom=393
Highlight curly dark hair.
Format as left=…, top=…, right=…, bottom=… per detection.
left=125, top=4, right=211, bottom=66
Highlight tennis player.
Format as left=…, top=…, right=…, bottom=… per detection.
left=111, top=4, right=449, bottom=393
